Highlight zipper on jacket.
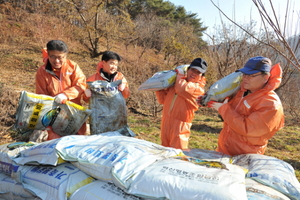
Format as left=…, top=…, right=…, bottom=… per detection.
left=169, top=93, right=178, bottom=115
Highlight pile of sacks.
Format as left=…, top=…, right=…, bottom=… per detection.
left=0, top=131, right=300, bottom=200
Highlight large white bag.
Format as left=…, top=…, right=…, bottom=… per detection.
left=11, top=162, right=94, bottom=200
left=13, top=138, right=64, bottom=166
left=245, top=178, right=290, bottom=200
left=0, top=172, right=39, bottom=199
left=55, top=135, right=183, bottom=190
left=232, top=154, right=300, bottom=200
left=138, top=65, right=188, bottom=91
left=70, top=180, right=146, bottom=200
left=15, top=91, right=91, bottom=136
left=127, top=158, right=248, bottom=200
left=0, top=142, right=34, bottom=175
left=183, top=148, right=232, bottom=164
left=200, top=72, right=242, bottom=106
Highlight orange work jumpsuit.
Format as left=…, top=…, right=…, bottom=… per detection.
left=217, top=63, right=284, bottom=156
left=84, top=61, right=130, bottom=99
left=156, top=74, right=206, bottom=150
left=35, top=59, right=87, bottom=140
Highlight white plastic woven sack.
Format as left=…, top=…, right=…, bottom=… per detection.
left=138, top=65, right=188, bottom=91
left=15, top=91, right=91, bottom=136
left=11, top=162, right=95, bottom=200
left=0, top=172, right=39, bottom=199
left=0, top=192, right=41, bottom=200
left=183, top=148, right=232, bottom=164
left=88, top=80, right=130, bottom=135
left=55, top=135, right=183, bottom=190
left=127, top=158, right=247, bottom=200
left=200, top=71, right=242, bottom=106
left=70, top=180, right=146, bottom=200
left=232, top=154, right=300, bottom=200
left=245, top=178, right=290, bottom=200
left=13, top=138, right=65, bottom=166
left=0, top=142, right=34, bottom=175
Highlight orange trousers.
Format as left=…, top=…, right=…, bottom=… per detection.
left=160, top=118, right=191, bottom=150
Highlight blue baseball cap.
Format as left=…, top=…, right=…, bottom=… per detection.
left=238, top=56, right=272, bottom=75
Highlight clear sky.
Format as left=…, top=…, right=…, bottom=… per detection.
left=167, top=0, right=300, bottom=42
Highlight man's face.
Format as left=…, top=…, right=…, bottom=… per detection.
left=186, top=67, right=202, bottom=82
left=102, top=59, right=118, bottom=75
left=242, top=72, right=270, bottom=93
left=47, top=50, right=67, bottom=69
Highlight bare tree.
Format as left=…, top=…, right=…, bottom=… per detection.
left=207, top=0, right=300, bottom=120
left=209, top=0, right=300, bottom=72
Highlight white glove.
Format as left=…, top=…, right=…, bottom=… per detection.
left=54, top=93, right=68, bottom=104
left=85, top=89, right=92, bottom=97
left=118, top=83, right=126, bottom=92
left=207, top=98, right=229, bottom=111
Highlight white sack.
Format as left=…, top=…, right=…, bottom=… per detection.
left=13, top=138, right=64, bottom=166
left=200, top=71, right=242, bottom=106
left=245, top=178, right=290, bottom=200
left=0, top=172, right=38, bottom=199
left=183, top=148, right=232, bottom=164
left=11, top=162, right=94, bottom=200
left=127, top=158, right=248, bottom=200
left=0, top=142, right=34, bottom=175
left=138, top=65, right=188, bottom=91
left=70, top=180, right=146, bottom=200
left=232, top=154, right=300, bottom=200
left=55, top=135, right=183, bottom=190
left=0, top=192, right=41, bottom=200
left=15, top=91, right=91, bottom=136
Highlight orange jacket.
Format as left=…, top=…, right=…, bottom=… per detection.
left=156, top=74, right=206, bottom=122
left=35, top=59, right=86, bottom=105
left=85, top=61, right=130, bottom=99
left=217, top=63, right=284, bottom=156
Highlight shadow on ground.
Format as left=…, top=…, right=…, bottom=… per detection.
left=191, top=124, right=222, bottom=134
left=284, top=158, right=300, bottom=173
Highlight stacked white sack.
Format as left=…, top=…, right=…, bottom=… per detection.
left=70, top=180, right=149, bottom=200
left=11, top=162, right=94, bottom=200
left=183, top=148, right=232, bottom=164
left=13, top=138, right=65, bottom=166
left=127, top=157, right=248, bottom=200
left=55, top=134, right=183, bottom=190
left=0, top=142, right=35, bottom=175
left=245, top=178, right=290, bottom=199
left=232, top=154, right=300, bottom=200
left=0, top=172, right=40, bottom=199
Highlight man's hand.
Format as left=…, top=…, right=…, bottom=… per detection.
left=207, top=98, right=229, bottom=111
left=54, top=93, right=68, bottom=104
left=196, top=95, right=204, bottom=106
left=85, top=89, right=92, bottom=97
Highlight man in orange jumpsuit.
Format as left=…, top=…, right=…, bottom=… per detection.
left=155, top=58, right=207, bottom=150
left=35, top=40, right=87, bottom=140
left=207, top=56, right=284, bottom=156
left=84, top=50, right=130, bottom=99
